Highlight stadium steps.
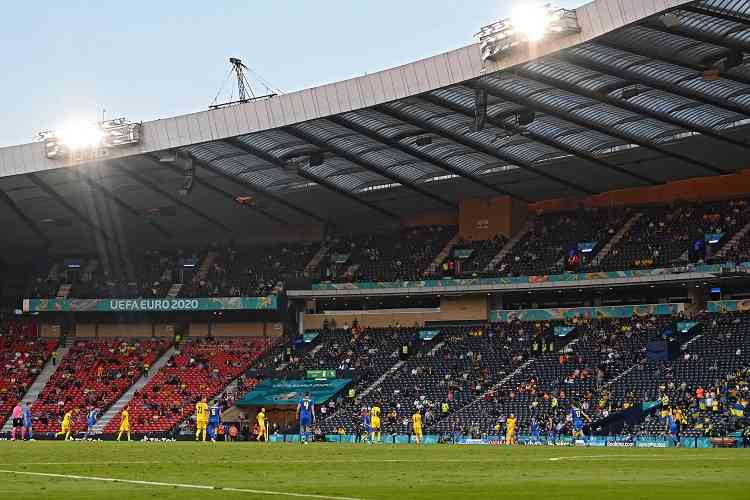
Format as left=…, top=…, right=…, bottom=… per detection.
left=715, top=219, right=750, bottom=260
left=91, top=345, right=178, bottom=434
left=0, top=344, right=71, bottom=433
left=444, top=358, right=536, bottom=419
left=589, top=212, right=643, bottom=267
left=196, top=251, right=218, bottom=282
left=484, top=220, right=534, bottom=272
left=356, top=360, right=406, bottom=402
left=305, top=243, right=332, bottom=276
left=427, top=233, right=462, bottom=275
left=166, top=283, right=183, bottom=298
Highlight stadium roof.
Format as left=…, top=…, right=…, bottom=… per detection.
left=3, top=0, right=750, bottom=254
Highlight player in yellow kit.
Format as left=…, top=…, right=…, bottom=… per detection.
left=55, top=409, right=75, bottom=440
left=412, top=410, right=423, bottom=444
left=506, top=414, right=517, bottom=446
left=195, top=396, right=209, bottom=442
left=257, top=407, right=268, bottom=442
left=370, top=404, right=382, bottom=444
left=117, top=406, right=131, bottom=441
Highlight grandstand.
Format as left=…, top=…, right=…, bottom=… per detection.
left=1, top=0, right=750, bottom=498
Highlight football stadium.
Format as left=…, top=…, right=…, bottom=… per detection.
left=2, top=0, right=750, bottom=498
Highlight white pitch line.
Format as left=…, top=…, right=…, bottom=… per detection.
left=549, top=455, right=732, bottom=462
left=0, top=469, right=365, bottom=500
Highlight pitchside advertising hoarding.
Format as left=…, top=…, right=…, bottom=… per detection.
left=22, top=296, right=277, bottom=313
left=236, top=378, right=351, bottom=406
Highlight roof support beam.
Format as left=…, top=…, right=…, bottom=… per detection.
left=376, top=103, right=598, bottom=196
left=143, top=154, right=290, bottom=227
left=0, top=186, right=51, bottom=247
left=282, top=126, right=459, bottom=210
left=422, top=92, right=662, bottom=186
left=73, top=168, right=175, bottom=239
left=643, top=17, right=750, bottom=54
left=562, top=48, right=750, bottom=121
left=596, top=37, right=750, bottom=87
left=113, top=161, right=235, bottom=234
left=516, top=64, right=750, bottom=152
left=27, top=173, right=111, bottom=241
left=325, top=114, right=529, bottom=201
left=225, top=138, right=399, bottom=220
left=294, top=168, right=399, bottom=220
left=184, top=145, right=330, bottom=226
left=680, top=4, right=750, bottom=27
left=477, top=77, right=730, bottom=176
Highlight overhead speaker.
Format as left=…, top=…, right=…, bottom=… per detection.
left=178, top=157, right=195, bottom=196
left=309, top=152, right=325, bottom=166
left=517, top=110, right=535, bottom=126
left=474, top=87, right=488, bottom=131
left=723, top=49, right=744, bottom=71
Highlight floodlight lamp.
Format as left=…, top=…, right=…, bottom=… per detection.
left=56, top=121, right=106, bottom=150
left=510, top=3, right=552, bottom=42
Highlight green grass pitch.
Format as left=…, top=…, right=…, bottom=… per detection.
left=0, top=441, right=748, bottom=499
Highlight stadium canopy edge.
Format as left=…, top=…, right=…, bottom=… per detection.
left=0, top=0, right=693, bottom=178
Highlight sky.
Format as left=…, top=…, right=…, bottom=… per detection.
left=0, top=0, right=583, bottom=147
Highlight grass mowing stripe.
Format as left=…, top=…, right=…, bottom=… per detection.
left=0, top=469, right=366, bottom=500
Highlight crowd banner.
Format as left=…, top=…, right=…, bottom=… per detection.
left=490, top=303, right=683, bottom=322
left=312, top=262, right=750, bottom=291
left=22, top=296, right=277, bottom=313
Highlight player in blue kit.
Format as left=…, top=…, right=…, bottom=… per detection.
left=360, top=407, right=372, bottom=444
left=529, top=417, right=541, bottom=444
left=570, top=403, right=591, bottom=443
left=296, top=392, right=315, bottom=444
left=667, top=409, right=681, bottom=447
left=85, top=407, right=99, bottom=439
left=22, top=402, right=34, bottom=441
left=208, top=401, right=222, bottom=443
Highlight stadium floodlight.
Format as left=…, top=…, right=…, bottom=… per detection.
left=510, top=3, right=552, bottom=42
left=57, top=121, right=105, bottom=150
left=41, top=117, right=142, bottom=160
left=477, top=3, right=581, bottom=62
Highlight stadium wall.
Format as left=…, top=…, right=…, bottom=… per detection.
left=459, top=196, right=529, bottom=240
left=304, top=296, right=488, bottom=329
left=59, top=321, right=283, bottom=338
left=531, top=169, right=750, bottom=212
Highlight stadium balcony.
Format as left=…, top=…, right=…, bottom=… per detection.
left=0, top=320, right=57, bottom=428
left=449, top=235, right=509, bottom=277
left=32, top=338, right=170, bottom=433
left=105, top=337, right=270, bottom=435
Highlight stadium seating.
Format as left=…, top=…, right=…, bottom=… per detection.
left=492, top=208, right=630, bottom=277
left=449, top=236, right=508, bottom=277
left=183, top=242, right=318, bottom=298
left=322, top=323, right=533, bottom=435
left=319, top=226, right=455, bottom=283
left=33, top=338, right=170, bottom=433
left=105, top=337, right=270, bottom=435
left=0, top=320, right=56, bottom=428
left=594, top=200, right=749, bottom=272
